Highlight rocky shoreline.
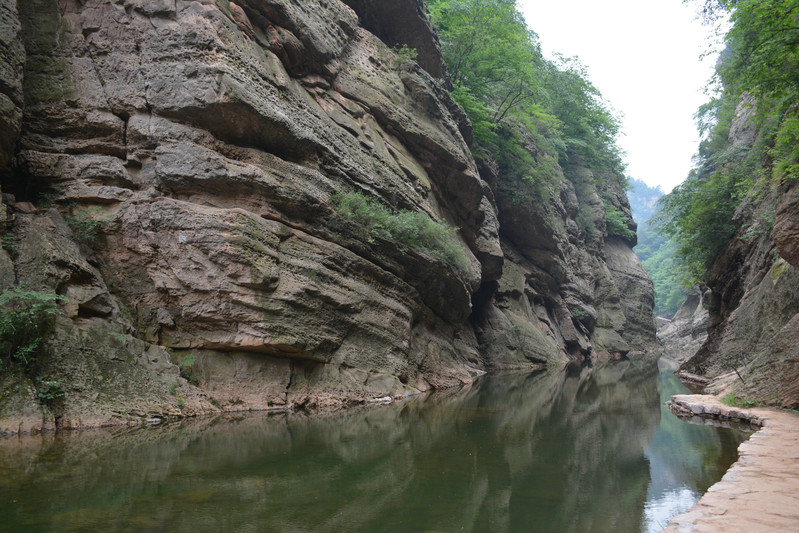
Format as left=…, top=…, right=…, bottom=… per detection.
left=662, top=394, right=799, bottom=532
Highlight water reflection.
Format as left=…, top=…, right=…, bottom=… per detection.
left=642, top=360, right=749, bottom=532
left=0, top=359, right=748, bottom=533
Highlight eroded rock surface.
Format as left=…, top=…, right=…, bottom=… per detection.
left=0, top=0, right=655, bottom=433
left=0, top=0, right=23, bottom=170
left=774, top=179, right=799, bottom=268
left=473, top=159, right=656, bottom=367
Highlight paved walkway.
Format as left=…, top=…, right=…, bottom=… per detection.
left=662, top=395, right=799, bottom=532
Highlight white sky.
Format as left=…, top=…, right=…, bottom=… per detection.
left=517, top=0, right=719, bottom=192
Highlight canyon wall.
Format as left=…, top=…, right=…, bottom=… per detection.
left=678, top=101, right=799, bottom=408
left=0, top=0, right=655, bottom=434
left=657, top=284, right=710, bottom=365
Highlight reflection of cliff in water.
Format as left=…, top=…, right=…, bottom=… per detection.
left=642, top=359, right=750, bottom=531
left=1, top=360, right=723, bottom=533
left=493, top=360, right=661, bottom=533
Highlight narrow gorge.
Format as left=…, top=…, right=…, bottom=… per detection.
left=0, top=0, right=657, bottom=434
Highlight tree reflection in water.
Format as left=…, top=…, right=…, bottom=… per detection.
left=0, top=358, right=748, bottom=533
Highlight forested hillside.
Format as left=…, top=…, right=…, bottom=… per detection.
left=428, top=0, right=631, bottom=220
left=656, top=0, right=799, bottom=407
left=659, top=0, right=799, bottom=277
left=629, top=179, right=683, bottom=317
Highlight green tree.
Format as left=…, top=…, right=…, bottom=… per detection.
left=656, top=0, right=799, bottom=279
left=429, top=0, right=624, bottom=184
left=545, top=57, right=623, bottom=171
left=430, top=0, right=547, bottom=123
left=693, top=0, right=799, bottom=182
left=693, top=0, right=799, bottom=101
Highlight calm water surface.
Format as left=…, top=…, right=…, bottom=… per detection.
left=0, top=359, right=749, bottom=533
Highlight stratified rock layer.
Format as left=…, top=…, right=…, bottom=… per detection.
left=0, top=0, right=655, bottom=433
left=0, top=0, right=23, bottom=170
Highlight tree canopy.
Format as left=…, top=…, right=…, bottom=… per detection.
left=656, top=0, right=799, bottom=281
left=429, top=0, right=624, bottom=183
left=695, top=0, right=799, bottom=100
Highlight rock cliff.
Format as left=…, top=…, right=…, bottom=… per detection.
left=0, top=0, right=655, bottom=434
left=657, top=284, right=710, bottom=365
left=678, top=101, right=799, bottom=408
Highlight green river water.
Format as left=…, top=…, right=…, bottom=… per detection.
left=0, top=358, right=749, bottom=533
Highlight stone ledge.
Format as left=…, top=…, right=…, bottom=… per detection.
left=662, top=394, right=799, bottom=532
left=667, top=394, right=765, bottom=427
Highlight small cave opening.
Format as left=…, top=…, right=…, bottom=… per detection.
left=339, top=0, right=449, bottom=83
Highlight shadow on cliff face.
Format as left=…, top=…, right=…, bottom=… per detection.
left=0, top=361, right=666, bottom=533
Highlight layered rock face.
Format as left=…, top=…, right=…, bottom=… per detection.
left=0, top=0, right=23, bottom=171
left=474, top=160, right=656, bottom=367
left=658, top=284, right=710, bottom=365
left=0, top=0, right=655, bottom=433
left=679, top=104, right=799, bottom=408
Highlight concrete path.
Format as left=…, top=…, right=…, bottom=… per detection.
left=662, top=395, right=799, bottom=532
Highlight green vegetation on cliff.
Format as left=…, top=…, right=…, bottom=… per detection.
left=657, top=0, right=799, bottom=279
left=0, top=286, right=64, bottom=368
left=429, top=0, right=629, bottom=198
left=0, top=286, right=68, bottom=407
left=332, top=191, right=470, bottom=270
left=696, top=0, right=799, bottom=103
left=629, top=179, right=684, bottom=316
left=605, top=203, right=636, bottom=242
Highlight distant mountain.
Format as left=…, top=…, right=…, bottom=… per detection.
left=629, top=179, right=684, bottom=317
left=627, top=178, right=664, bottom=226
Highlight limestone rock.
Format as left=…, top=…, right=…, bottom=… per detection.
left=340, top=0, right=450, bottom=83
left=592, top=242, right=655, bottom=357
left=774, top=179, right=799, bottom=268
left=0, top=375, right=43, bottom=436
left=471, top=152, right=657, bottom=365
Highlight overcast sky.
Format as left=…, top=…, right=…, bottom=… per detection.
left=517, top=0, right=720, bottom=192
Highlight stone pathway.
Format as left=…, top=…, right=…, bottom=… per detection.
left=662, top=394, right=799, bottom=532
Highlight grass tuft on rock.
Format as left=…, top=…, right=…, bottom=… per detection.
left=332, top=191, right=470, bottom=271
left=722, top=393, right=759, bottom=409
